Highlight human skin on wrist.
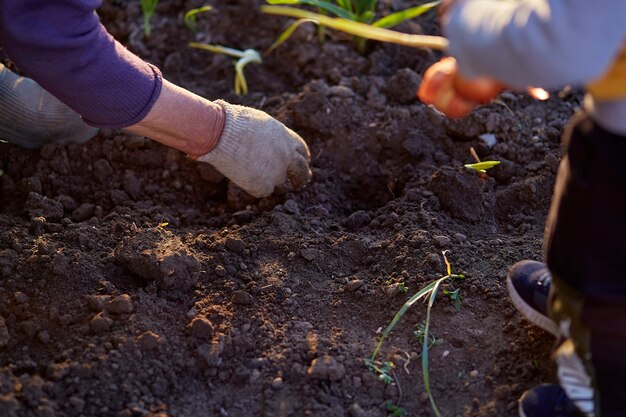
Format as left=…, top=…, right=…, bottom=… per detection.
left=124, top=79, right=225, bottom=158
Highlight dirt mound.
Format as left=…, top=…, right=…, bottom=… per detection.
left=0, top=1, right=582, bottom=416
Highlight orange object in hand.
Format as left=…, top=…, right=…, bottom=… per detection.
left=417, top=57, right=501, bottom=118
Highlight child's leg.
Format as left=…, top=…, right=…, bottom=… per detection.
left=546, top=112, right=626, bottom=417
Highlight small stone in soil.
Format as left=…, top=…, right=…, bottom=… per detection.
left=271, top=377, right=284, bottom=390
left=37, top=330, right=51, bottom=344
left=300, top=248, right=319, bottom=261
left=344, top=279, right=363, bottom=292
left=188, top=316, right=214, bottom=340
left=106, top=294, right=133, bottom=315
left=90, top=313, right=113, bottom=334
left=137, top=331, right=161, bottom=350
left=14, top=291, right=29, bottom=304
left=232, top=291, right=254, bottom=305
left=383, top=284, right=401, bottom=298
left=433, top=235, right=451, bottom=248
left=307, top=355, right=345, bottom=381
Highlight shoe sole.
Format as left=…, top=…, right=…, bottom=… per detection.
left=506, top=276, right=561, bottom=337
left=518, top=399, right=528, bottom=417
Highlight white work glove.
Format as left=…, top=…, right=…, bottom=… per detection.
left=198, top=100, right=312, bottom=198
left=0, top=63, right=98, bottom=149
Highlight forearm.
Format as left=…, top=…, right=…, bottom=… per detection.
left=444, top=0, right=626, bottom=89
left=124, top=79, right=224, bottom=157
left=0, top=0, right=161, bottom=128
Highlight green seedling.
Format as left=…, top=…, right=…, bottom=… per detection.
left=397, top=282, right=409, bottom=294
left=188, top=43, right=262, bottom=95
left=442, top=287, right=462, bottom=311
left=184, top=5, right=212, bottom=33
left=385, top=400, right=408, bottom=417
left=464, top=160, right=500, bottom=174
left=414, top=322, right=444, bottom=349
left=262, top=1, right=445, bottom=53
left=465, top=146, right=500, bottom=174
left=140, top=0, right=159, bottom=37
left=364, top=358, right=395, bottom=384
left=370, top=251, right=464, bottom=417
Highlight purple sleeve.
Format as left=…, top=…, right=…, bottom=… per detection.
left=0, top=0, right=162, bottom=129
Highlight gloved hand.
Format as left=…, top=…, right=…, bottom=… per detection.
left=0, top=64, right=98, bottom=149
left=197, top=100, right=311, bottom=198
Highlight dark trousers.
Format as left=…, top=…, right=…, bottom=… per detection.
left=545, top=112, right=626, bottom=417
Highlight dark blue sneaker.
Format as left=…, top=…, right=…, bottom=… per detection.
left=519, top=384, right=588, bottom=417
left=507, top=260, right=560, bottom=336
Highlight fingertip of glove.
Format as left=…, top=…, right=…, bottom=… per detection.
left=287, top=154, right=312, bottom=191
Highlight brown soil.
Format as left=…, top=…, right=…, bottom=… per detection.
left=0, top=1, right=582, bottom=416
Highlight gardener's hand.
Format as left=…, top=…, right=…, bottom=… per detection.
left=417, top=57, right=501, bottom=118
left=197, top=100, right=311, bottom=198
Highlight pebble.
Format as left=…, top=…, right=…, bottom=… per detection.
left=383, top=284, right=401, bottom=298
left=249, top=358, right=269, bottom=368
left=14, top=291, right=29, bottom=304
left=307, top=355, right=345, bottom=381
left=271, top=377, right=284, bottom=390
left=71, top=202, right=95, bottom=222
left=69, top=396, right=85, bottom=412
left=105, top=294, right=133, bottom=314
left=225, top=237, right=245, bottom=254
left=453, top=233, right=467, bottom=243
left=301, top=248, right=319, bottom=261
left=89, top=313, right=113, bottom=334
left=249, top=369, right=262, bottom=384
left=348, top=403, right=367, bottom=417
left=479, top=133, right=497, bottom=148
left=21, top=320, right=39, bottom=338
left=232, top=291, right=254, bottom=305
left=470, top=369, right=479, bottom=377
left=282, top=199, right=300, bottom=215
left=544, top=153, right=560, bottom=173
left=93, top=159, right=113, bottom=183
left=215, top=265, right=227, bottom=277
left=344, top=279, right=363, bottom=292
left=189, top=316, right=214, bottom=340
left=433, top=235, right=451, bottom=248
left=425, top=253, right=442, bottom=268
left=137, top=331, right=161, bottom=350
left=37, top=330, right=51, bottom=344
left=86, top=295, right=109, bottom=312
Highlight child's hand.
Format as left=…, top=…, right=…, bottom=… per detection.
left=417, top=57, right=501, bottom=118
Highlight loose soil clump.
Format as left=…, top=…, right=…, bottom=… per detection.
left=0, top=1, right=581, bottom=416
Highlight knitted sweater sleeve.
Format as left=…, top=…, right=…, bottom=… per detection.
left=0, top=0, right=162, bottom=128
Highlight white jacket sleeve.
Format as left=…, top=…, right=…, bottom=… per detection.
left=444, top=0, right=626, bottom=90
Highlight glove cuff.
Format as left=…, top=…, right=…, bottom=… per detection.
left=200, top=100, right=256, bottom=164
